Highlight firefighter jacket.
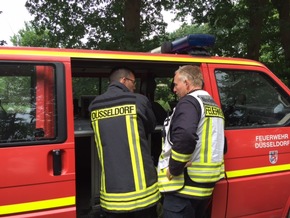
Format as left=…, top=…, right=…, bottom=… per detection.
left=157, top=89, right=225, bottom=199
left=89, top=82, right=160, bottom=212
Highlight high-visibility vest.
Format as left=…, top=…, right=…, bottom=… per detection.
left=157, top=90, right=225, bottom=197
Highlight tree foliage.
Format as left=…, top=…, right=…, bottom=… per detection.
left=10, top=22, right=51, bottom=47
left=25, top=0, right=168, bottom=51
left=167, top=0, right=290, bottom=85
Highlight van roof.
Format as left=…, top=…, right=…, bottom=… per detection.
left=0, top=46, right=264, bottom=67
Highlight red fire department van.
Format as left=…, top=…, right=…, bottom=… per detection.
left=0, top=34, right=289, bottom=218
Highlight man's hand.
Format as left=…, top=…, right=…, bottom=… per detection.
left=166, top=168, right=173, bottom=180
left=185, top=161, right=192, bottom=168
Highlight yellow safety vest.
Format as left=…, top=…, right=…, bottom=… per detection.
left=157, top=90, right=225, bottom=197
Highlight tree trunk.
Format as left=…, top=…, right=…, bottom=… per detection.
left=246, top=0, right=268, bottom=60
left=124, top=0, right=141, bottom=51
left=272, top=0, right=290, bottom=84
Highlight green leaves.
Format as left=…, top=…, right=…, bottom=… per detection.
left=23, top=0, right=167, bottom=51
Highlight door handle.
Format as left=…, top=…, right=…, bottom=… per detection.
left=52, top=149, right=62, bottom=176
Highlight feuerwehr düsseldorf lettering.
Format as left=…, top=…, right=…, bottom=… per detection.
left=255, top=134, right=289, bottom=148
left=204, top=105, right=224, bottom=118
left=91, top=104, right=136, bottom=120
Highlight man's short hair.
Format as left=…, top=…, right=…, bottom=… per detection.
left=176, top=65, right=204, bottom=87
left=109, top=67, right=135, bottom=82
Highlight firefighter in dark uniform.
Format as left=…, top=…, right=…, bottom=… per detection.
left=89, top=67, right=160, bottom=218
left=158, top=65, right=225, bottom=218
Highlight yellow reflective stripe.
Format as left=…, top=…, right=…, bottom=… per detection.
left=190, top=162, right=224, bottom=169
left=187, top=171, right=223, bottom=182
left=187, top=162, right=224, bottom=182
left=0, top=196, right=75, bottom=215
left=201, top=118, right=212, bottom=163
left=93, top=120, right=106, bottom=190
left=171, top=150, right=191, bottom=162
left=101, top=183, right=159, bottom=201
left=0, top=49, right=264, bottom=67
left=91, top=119, right=106, bottom=192
left=158, top=168, right=184, bottom=192
left=126, top=113, right=146, bottom=191
left=100, top=188, right=160, bottom=211
left=226, top=163, right=290, bottom=178
left=179, top=185, right=214, bottom=197
left=207, top=119, right=212, bottom=162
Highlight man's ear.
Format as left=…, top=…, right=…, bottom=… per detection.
left=120, top=77, right=125, bottom=84
left=185, top=79, right=190, bottom=89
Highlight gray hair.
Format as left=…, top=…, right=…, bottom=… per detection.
left=176, top=65, right=204, bottom=87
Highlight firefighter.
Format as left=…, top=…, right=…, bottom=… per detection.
left=89, top=67, right=160, bottom=218
left=157, top=65, right=225, bottom=218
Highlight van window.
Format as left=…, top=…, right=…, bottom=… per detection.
left=72, top=77, right=110, bottom=119
left=215, top=69, right=290, bottom=128
left=155, top=77, right=175, bottom=112
left=0, top=63, right=64, bottom=144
